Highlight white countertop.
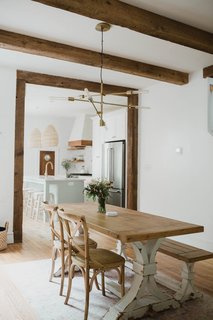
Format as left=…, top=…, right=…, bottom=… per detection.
left=24, top=175, right=86, bottom=182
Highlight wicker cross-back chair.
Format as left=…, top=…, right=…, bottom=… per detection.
left=43, top=203, right=97, bottom=296
left=57, top=209, right=125, bottom=320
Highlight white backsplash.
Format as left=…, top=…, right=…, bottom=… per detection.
left=69, top=146, right=92, bottom=174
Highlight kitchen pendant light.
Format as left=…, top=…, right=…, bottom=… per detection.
left=41, top=124, right=59, bottom=147
left=29, top=128, right=41, bottom=148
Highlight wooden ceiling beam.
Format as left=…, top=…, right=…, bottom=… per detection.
left=0, top=29, right=188, bottom=85
left=17, top=70, right=135, bottom=95
left=32, top=0, right=213, bottom=54
left=203, top=65, right=213, bottom=78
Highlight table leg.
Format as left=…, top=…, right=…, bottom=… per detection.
left=103, top=239, right=179, bottom=320
left=174, top=262, right=202, bottom=302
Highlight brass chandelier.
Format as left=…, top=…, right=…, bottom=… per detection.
left=68, top=22, right=128, bottom=126
left=68, top=22, right=142, bottom=126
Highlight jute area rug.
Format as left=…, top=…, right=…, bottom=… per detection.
left=0, top=259, right=212, bottom=320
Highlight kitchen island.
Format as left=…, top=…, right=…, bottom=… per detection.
left=24, top=176, right=85, bottom=204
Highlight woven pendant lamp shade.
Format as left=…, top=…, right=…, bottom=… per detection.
left=41, top=125, right=59, bottom=147
left=29, top=128, right=41, bottom=148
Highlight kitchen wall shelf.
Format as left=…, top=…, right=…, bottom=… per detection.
left=67, top=147, right=86, bottom=150
left=71, top=160, right=84, bottom=163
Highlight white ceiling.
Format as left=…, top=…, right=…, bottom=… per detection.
left=0, top=0, right=213, bottom=117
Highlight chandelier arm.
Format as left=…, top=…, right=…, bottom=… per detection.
left=93, top=100, right=131, bottom=107
left=68, top=97, right=135, bottom=108
left=90, top=100, right=102, bottom=119
left=68, top=97, right=89, bottom=103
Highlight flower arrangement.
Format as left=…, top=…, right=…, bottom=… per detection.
left=84, top=179, right=112, bottom=213
left=61, top=159, right=72, bottom=177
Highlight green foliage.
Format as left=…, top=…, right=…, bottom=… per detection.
left=84, top=179, right=112, bottom=201
left=61, top=159, right=72, bottom=171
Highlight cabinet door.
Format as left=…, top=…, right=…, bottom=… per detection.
left=92, top=119, right=104, bottom=178
left=104, top=110, right=127, bottom=142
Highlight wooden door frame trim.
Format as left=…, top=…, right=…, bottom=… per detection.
left=203, top=65, right=213, bottom=78
left=14, top=70, right=138, bottom=242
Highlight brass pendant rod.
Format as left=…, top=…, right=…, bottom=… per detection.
left=100, top=25, right=104, bottom=126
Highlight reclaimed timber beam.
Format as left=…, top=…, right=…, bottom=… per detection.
left=203, top=65, right=213, bottom=78
left=32, top=0, right=213, bottom=54
left=0, top=29, right=188, bottom=85
left=14, top=79, right=25, bottom=242
left=127, top=94, right=138, bottom=210
left=17, top=71, right=135, bottom=95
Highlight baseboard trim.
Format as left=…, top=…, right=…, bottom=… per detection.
left=7, top=232, right=14, bottom=244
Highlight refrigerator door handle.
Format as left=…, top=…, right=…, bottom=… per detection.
left=110, top=148, right=114, bottom=181
left=107, top=148, right=113, bottom=181
left=107, top=147, right=114, bottom=181
left=107, top=148, right=110, bottom=180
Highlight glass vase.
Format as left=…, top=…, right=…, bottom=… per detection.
left=97, top=197, right=106, bottom=214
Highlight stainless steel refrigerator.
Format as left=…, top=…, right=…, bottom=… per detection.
left=103, top=140, right=125, bottom=207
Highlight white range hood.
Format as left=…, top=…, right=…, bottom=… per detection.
left=68, top=114, right=92, bottom=149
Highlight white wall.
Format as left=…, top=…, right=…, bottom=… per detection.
left=0, top=66, right=16, bottom=243
left=138, top=71, right=213, bottom=251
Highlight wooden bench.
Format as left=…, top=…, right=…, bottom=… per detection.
left=157, top=238, right=213, bottom=302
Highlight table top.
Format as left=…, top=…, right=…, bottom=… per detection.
left=58, top=202, right=204, bottom=243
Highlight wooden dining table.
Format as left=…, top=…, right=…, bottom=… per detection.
left=58, top=202, right=204, bottom=320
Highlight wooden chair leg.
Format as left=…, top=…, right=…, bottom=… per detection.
left=49, top=247, right=58, bottom=282
left=101, top=271, right=106, bottom=296
left=91, top=269, right=100, bottom=291
left=65, top=264, right=75, bottom=304
left=59, top=249, right=65, bottom=296
left=84, top=268, right=90, bottom=320
left=120, top=264, right=125, bottom=297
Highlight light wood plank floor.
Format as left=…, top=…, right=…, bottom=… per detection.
left=1, top=215, right=213, bottom=297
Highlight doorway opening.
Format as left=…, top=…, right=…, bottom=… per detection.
left=14, top=70, right=138, bottom=243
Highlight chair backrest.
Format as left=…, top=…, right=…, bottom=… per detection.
left=42, top=202, right=60, bottom=241
left=57, top=209, right=90, bottom=263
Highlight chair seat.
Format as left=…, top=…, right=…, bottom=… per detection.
left=73, top=248, right=125, bottom=269
left=54, top=236, right=97, bottom=250
left=75, top=236, right=97, bottom=249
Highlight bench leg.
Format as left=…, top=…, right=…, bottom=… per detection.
left=174, top=262, right=202, bottom=302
